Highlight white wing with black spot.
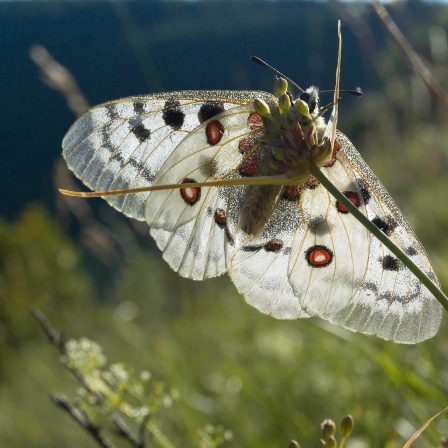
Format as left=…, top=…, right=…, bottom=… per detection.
left=324, top=131, right=442, bottom=343
left=62, top=88, right=441, bottom=343
left=62, top=90, right=273, bottom=221
left=225, top=184, right=310, bottom=319
left=282, top=131, right=441, bottom=343
left=287, top=143, right=371, bottom=318
left=144, top=101, right=275, bottom=281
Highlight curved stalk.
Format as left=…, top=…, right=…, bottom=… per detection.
left=310, top=163, right=448, bottom=313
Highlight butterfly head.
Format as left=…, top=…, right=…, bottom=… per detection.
left=299, top=86, right=319, bottom=116
left=252, top=78, right=331, bottom=183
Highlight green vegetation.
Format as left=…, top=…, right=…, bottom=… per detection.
left=1, top=179, right=448, bottom=447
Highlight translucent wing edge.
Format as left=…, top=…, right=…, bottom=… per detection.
left=336, top=130, right=440, bottom=286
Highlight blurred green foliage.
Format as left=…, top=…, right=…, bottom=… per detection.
left=2, top=1, right=448, bottom=447
left=1, top=195, right=448, bottom=447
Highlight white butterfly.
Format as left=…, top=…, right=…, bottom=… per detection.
left=60, top=53, right=442, bottom=344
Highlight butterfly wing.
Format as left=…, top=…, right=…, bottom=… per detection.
left=145, top=99, right=276, bottom=281
left=62, top=88, right=441, bottom=342
left=225, top=184, right=310, bottom=319
left=62, top=90, right=272, bottom=221
left=286, top=131, right=441, bottom=343
left=327, top=131, right=441, bottom=343
left=287, top=142, right=371, bottom=318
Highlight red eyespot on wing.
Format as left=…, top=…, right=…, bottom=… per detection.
left=213, top=208, right=234, bottom=244
left=336, top=191, right=361, bottom=214
left=239, top=152, right=260, bottom=177
left=180, top=178, right=201, bottom=205
left=214, top=208, right=227, bottom=227
left=265, top=239, right=283, bottom=252
left=325, top=140, right=341, bottom=168
left=305, top=245, right=333, bottom=268
left=305, top=175, right=320, bottom=189
left=248, top=112, right=263, bottom=130
left=238, top=137, right=256, bottom=154
left=206, top=120, right=224, bottom=145
left=282, top=185, right=301, bottom=201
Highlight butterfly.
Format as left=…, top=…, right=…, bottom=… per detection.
left=60, top=33, right=442, bottom=344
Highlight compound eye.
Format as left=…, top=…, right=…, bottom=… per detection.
left=309, top=99, right=317, bottom=113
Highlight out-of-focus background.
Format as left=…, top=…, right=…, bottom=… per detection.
left=1, top=1, right=448, bottom=447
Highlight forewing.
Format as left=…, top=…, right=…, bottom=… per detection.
left=327, top=131, right=442, bottom=343
left=144, top=97, right=276, bottom=281
left=288, top=131, right=441, bottom=343
left=62, top=90, right=273, bottom=221
left=287, top=145, right=371, bottom=319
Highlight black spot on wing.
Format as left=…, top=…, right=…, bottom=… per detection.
left=133, top=101, right=145, bottom=114
left=131, top=122, right=151, bottom=142
left=364, top=281, right=379, bottom=293
left=372, top=216, right=396, bottom=236
left=357, top=179, right=371, bottom=204
left=308, top=217, right=329, bottom=236
left=101, top=126, right=112, bottom=152
left=105, top=104, right=119, bottom=119
left=405, top=246, right=417, bottom=256
left=382, top=255, right=400, bottom=271
left=198, top=102, right=225, bottom=123
left=199, top=158, right=218, bottom=178
left=128, top=158, right=140, bottom=169
left=141, top=168, right=155, bottom=182
left=242, top=244, right=264, bottom=253
left=110, top=152, right=125, bottom=165
left=162, top=99, right=185, bottom=130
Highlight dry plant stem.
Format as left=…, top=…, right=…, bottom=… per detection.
left=329, top=20, right=341, bottom=155
left=310, top=164, right=448, bottom=314
left=32, top=308, right=150, bottom=448
left=402, top=404, right=448, bottom=448
left=29, top=45, right=89, bottom=116
left=372, top=0, right=448, bottom=112
left=114, top=417, right=145, bottom=448
left=50, top=393, right=116, bottom=448
left=139, top=415, right=151, bottom=448
left=59, top=174, right=290, bottom=198
left=32, top=308, right=98, bottom=395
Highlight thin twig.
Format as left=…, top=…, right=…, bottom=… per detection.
left=372, top=0, right=448, bottom=112
left=32, top=307, right=98, bottom=395
left=50, top=393, right=116, bottom=448
left=29, top=45, right=89, bottom=117
left=33, top=308, right=142, bottom=448
left=113, top=415, right=143, bottom=447
left=31, top=308, right=65, bottom=353
left=403, top=404, right=448, bottom=448
left=30, top=46, right=128, bottom=265
left=139, top=415, right=151, bottom=448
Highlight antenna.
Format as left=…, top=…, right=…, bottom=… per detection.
left=250, top=56, right=304, bottom=93
left=320, top=87, right=363, bottom=97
